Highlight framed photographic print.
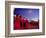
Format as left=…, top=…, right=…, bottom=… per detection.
left=5, top=1, right=45, bottom=37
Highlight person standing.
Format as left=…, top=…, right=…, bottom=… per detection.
left=14, top=14, right=20, bottom=29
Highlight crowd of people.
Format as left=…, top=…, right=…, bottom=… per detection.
left=14, top=14, right=39, bottom=30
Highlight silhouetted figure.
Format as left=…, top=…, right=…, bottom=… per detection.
left=20, top=21, right=22, bottom=28
left=19, top=15, right=23, bottom=28
left=23, top=17, right=26, bottom=29
left=23, top=22, right=26, bottom=28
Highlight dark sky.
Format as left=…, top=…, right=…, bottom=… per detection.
left=14, top=8, right=39, bottom=21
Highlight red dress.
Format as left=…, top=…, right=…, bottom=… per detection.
left=26, top=19, right=29, bottom=28
left=21, top=18, right=25, bottom=29
left=14, top=16, right=20, bottom=30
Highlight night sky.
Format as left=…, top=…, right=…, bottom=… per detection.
left=14, top=8, right=39, bottom=21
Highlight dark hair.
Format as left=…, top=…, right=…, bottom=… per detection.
left=16, top=14, right=19, bottom=16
